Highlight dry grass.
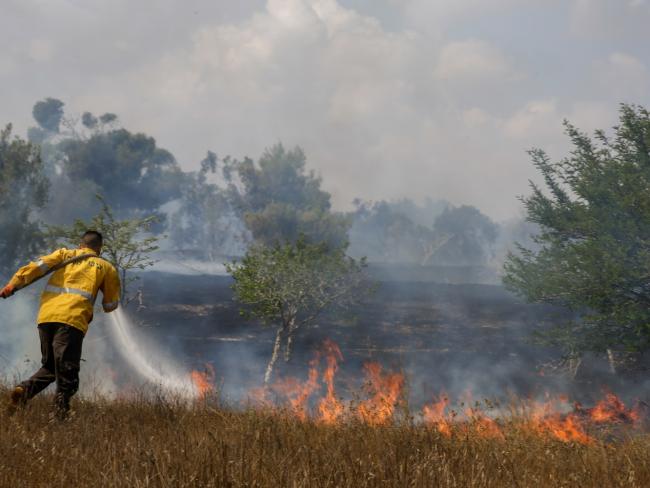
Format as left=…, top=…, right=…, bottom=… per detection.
left=2, top=387, right=650, bottom=487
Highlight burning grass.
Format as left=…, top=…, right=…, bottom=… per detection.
left=2, top=387, right=650, bottom=487
left=4, top=340, right=650, bottom=486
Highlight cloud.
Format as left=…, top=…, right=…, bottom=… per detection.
left=28, top=39, right=54, bottom=62
left=435, top=39, right=520, bottom=82
left=595, top=52, right=649, bottom=102
left=504, top=100, right=559, bottom=139
left=2, top=0, right=650, bottom=220
left=570, top=0, right=650, bottom=40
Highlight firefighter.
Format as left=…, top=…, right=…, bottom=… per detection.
left=1, top=230, right=121, bottom=419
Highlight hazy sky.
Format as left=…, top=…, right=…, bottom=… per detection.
left=2, top=0, right=649, bottom=219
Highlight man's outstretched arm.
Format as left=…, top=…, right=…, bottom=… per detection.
left=0, top=249, right=68, bottom=299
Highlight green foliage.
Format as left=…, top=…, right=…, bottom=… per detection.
left=431, top=205, right=499, bottom=266
left=348, top=200, right=434, bottom=263
left=348, top=200, right=497, bottom=265
left=81, top=112, right=98, bottom=130
left=28, top=99, right=185, bottom=221
left=169, top=152, right=246, bottom=259
left=47, top=196, right=160, bottom=302
left=32, top=98, right=64, bottom=134
left=226, top=238, right=372, bottom=382
left=224, top=144, right=350, bottom=249
left=59, top=129, right=184, bottom=216
left=503, top=104, right=650, bottom=354
left=0, top=124, right=49, bottom=275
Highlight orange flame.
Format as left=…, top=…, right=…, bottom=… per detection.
left=237, top=339, right=645, bottom=444
left=525, top=396, right=594, bottom=444
left=272, top=359, right=320, bottom=421
left=190, top=363, right=215, bottom=399
left=587, top=393, right=640, bottom=424
left=317, top=340, right=345, bottom=424
left=422, top=395, right=453, bottom=437
left=539, top=413, right=594, bottom=444
left=465, top=408, right=504, bottom=440
left=357, top=362, right=404, bottom=425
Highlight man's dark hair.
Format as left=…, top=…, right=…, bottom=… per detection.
left=81, top=230, right=103, bottom=251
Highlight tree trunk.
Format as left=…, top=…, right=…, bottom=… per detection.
left=264, top=325, right=285, bottom=385
left=283, top=318, right=297, bottom=363
left=607, top=348, right=617, bottom=375
left=568, top=356, right=582, bottom=380
left=120, top=268, right=127, bottom=303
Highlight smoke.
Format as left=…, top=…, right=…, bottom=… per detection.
left=0, top=283, right=202, bottom=399
left=0, top=287, right=115, bottom=396
left=108, top=307, right=199, bottom=398
left=0, top=291, right=41, bottom=383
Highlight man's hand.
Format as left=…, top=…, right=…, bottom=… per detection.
left=0, top=284, right=15, bottom=299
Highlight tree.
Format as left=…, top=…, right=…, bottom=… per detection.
left=224, top=144, right=350, bottom=249
left=431, top=205, right=499, bottom=266
left=226, top=238, right=372, bottom=384
left=0, top=124, right=49, bottom=276
left=348, top=200, right=434, bottom=263
left=47, top=196, right=160, bottom=303
left=59, top=129, right=184, bottom=217
left=169, top=152, right=248, bottom=259
left=27, top=98, right=185, bottom=222
left=503, top=104, right=650, bottom=357
left=32, top=98, right=64, bottom=134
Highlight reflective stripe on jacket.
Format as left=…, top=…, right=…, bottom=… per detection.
left=9, top=248, right=122, bottom=335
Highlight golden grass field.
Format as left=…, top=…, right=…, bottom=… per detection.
left=2, top=386, right=650, bottom=488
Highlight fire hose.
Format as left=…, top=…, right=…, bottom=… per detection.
left=1, top=253, right=98, bottom=297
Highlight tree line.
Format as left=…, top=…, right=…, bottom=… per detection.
left=6, top=97, right=650, bottom=379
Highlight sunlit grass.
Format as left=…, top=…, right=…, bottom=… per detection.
left=2, top=386, right=650, bottom=487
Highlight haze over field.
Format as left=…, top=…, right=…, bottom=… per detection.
left=3, top=0, right=650, bottom=219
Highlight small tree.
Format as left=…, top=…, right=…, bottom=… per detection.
left=227, top=238, right=372, bottom=384
left=47, top=196, right=159, bottom=303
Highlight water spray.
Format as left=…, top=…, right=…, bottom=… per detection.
left=109, top=307, right=201, bottom=398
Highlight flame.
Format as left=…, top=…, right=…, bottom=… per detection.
left=587, top=393, right=640, bottom=424
left=357, top=362, right=404, bottom=425
left=525, top=396, right=594, bottom=444
left=539, top=413, right=594, bottom=444
left=190, top=364, right=215, bottom=399
left=236, top=339, right=646, bottom=444
left=465, top=409, right=504, bottom=440
left=422, top=395, right=453, bottom=437
left=317, top=340, right=345, bottom=424
left=272, top=359, right=320, bottom=421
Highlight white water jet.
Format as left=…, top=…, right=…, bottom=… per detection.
left=109, top=307, right=199, bottom=398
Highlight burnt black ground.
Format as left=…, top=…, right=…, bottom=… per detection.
left=106, top=265, right=640, bottom=407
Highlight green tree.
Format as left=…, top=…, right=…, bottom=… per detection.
left=431, top=205, right=499, bottom=266
left=47, top=196, right=160, bottom=303
left=32, top=98, right=64, bottom=134
left=169, top=152, right=247, bottom=259
left=224, top=144, right=350, bottom=249
left=226, top=238, right=371, bottom=383
left=348, top=200, right=434, bottom=263
left=27, top=98, right=185, bottom=222
left=59, top=128, right=184, bottom=217
left=0, top=124, right=49, bottom=276
left=503, top=104, right=650, bottom=357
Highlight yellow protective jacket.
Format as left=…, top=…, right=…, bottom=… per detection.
left=9, top=248, right=121, bottom=335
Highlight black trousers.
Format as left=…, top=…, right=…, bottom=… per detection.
left=20, top=322, right=84, bottom=410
